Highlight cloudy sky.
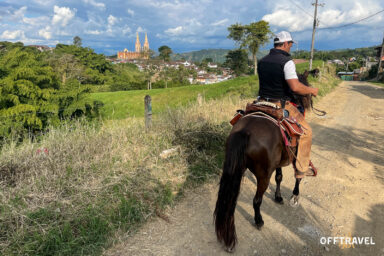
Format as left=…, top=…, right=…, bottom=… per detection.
left=0, top=0, right=383, bottom=55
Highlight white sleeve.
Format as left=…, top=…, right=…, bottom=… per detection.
left=283, top=60, right=298, bottom=80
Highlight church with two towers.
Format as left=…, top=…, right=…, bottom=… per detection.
left=117, top=32, right=150, bottom=60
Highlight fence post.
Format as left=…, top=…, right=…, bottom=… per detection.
left=197, top=93, right=203, bottom=106
left=144, top=95, right=152, bottom=131
left=320, top=61, right=325, bottom=79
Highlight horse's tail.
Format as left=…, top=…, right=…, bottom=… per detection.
left=213, top=130, right=248, bottom=250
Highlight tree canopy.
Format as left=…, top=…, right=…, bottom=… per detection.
left=228, top=21, right=271, bottom=75
left=158, top=45, right=173, bottom=61
left=73, top=36, right=82, bottom=47
left=224, top=49, right=249, bottom=76
left=0, top=42, right=101, bottom=141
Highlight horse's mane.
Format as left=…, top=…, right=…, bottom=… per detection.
left=294, top=70, right=313, bottom=111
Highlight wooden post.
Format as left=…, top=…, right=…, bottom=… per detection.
left=197, top=93, right=203, bottom=106
left=309, top=1, right=324, bottom=70
left=144, top=95, right=152, bottom=131
left=376, top=34, right=384, bottom=80
left=320, top=61, right=325, bottom=79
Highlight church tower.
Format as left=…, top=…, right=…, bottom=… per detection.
left=143, top=32, right=149, bottom=52
left=135, top=32, right=141, bottom=52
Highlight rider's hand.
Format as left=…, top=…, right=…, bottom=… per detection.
left=311, top=88, right=319, bottom=97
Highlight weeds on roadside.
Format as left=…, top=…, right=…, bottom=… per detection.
left=0, top=65, right=339, bottom=255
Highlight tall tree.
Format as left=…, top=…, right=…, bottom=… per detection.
left=228, top=21, right=271, bottom=75
left=73, top=36, right=82, bottom=47
left=224, top=49, right=249, bottom=76
left=158, top=45, right=172, bottom=61
left=0, top=47, right=60, bottom=138
left=0, top=43, right=101, bottom=140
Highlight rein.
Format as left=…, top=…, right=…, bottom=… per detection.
left=310, top=100, right=327, bottom=116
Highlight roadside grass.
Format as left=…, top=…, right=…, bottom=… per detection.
left=369, top=81, right=384, bottom=87
left=0, top=63, right=340, bottom=256
left=0, top=98, right=240, bottom=256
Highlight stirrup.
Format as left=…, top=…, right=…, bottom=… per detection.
left=306, top=161, right=318, bottom=176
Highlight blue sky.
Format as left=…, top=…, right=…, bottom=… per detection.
left=0, top=0, right=383, bottom=55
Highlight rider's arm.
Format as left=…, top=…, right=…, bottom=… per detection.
left=286, top=79, right=318, bottom=96
left=284, top=60, right=318, bottom=97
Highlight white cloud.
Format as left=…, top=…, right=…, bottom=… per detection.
left=107, top=15, right=118, bottom=26
left=127, top=9, right=135, bottom=17
left=52, top=6, right=76, bottom=27
left=82, top=0, right=106, bottom=10
left=11, top=6, right=28, bottom=21
left=0, top=30, right=26, bottom=40
left=165, top=26, right=183, bottom=35
left=263, top=9, right=312, bottom=32
left=85, top=30, right=102, bottom=35
left=38, top=26, right=52, bottom=39
left=211, top=18, right=228, bottom=26
left=122, top=26, right=132, bottom=35
left=23, top=16, right=50, bottom=26
left=136, top=26, right=145, bottom=33
left=263, top=0, right=384, bottom=32
left=32, top=0, right=54, bottom=5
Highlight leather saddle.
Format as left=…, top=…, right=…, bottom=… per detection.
left=230, top=102, right=304, bottom=148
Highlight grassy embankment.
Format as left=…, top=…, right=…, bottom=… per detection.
left=91, top=60, right=333, bottom=120
left=0, top=60, right=338, bottom=256
left=90, top=76, right=258, bottom=119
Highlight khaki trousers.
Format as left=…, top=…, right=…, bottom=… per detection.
left=285, top=102, right=312, bottom=178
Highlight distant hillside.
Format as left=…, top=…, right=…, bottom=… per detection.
left=292, top=45, right=379, bottom=60
left=172, top=49, right=229, bottom=63
left=172, top=49, right=269, bottom=63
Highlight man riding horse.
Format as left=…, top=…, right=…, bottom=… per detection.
left=257, top=31, right=318, bottom=178
left=214, top=31, right=321, bottom=251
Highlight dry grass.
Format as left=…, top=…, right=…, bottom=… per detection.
left=0, top=66, right=340, bottom=255
left=0, top=95, right=245, bottom=255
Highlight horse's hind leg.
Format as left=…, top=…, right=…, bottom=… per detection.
left=290, top=178, right=302, bottom=207
left=274, top=168, right=283, bottom=204
left=253, top=175, right=270, bottom=230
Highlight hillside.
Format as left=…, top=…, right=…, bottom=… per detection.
left=91, top=76, right=259, bottom=119
left=91, top=60, right=326, bottom=120
left=292, top=45, right=379, bottom=60
left=172, top=49, right=269, bottom=63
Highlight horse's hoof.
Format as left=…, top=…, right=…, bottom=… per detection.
left=255, top=220, right=264, bottom=230
left=274, top=196, right=284, bottom=204
left=289, top=195, right=299, bottom=207
left=225, top=246, right=235, bottom=253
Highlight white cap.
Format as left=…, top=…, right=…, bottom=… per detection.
left=274, top=31, right=296, bottom=44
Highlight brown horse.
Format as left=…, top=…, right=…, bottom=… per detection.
left=213, top=71, right=313, bottom=251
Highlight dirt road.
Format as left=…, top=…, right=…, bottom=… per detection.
left=105, top=81, right=384, bottom=256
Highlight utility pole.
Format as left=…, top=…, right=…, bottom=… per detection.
left=376, top=33, right=384, bottom=80
left=309, top=0, right=324, bottom=70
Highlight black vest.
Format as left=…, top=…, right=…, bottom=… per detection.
left=257, top=48, right=295, bottom=100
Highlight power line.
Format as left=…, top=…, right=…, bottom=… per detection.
left=287, top=0, right=314, bottom=18
left=318, top=9, right=384, bottom=30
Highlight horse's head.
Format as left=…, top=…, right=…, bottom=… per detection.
left=294, top=70, right=312, bottom=111
left=309, top=68, right=320, bottom=78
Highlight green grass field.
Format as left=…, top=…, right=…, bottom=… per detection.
left=91, top=76, right=259, bottom=119
left=91, top=60, right=326, bottom=119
